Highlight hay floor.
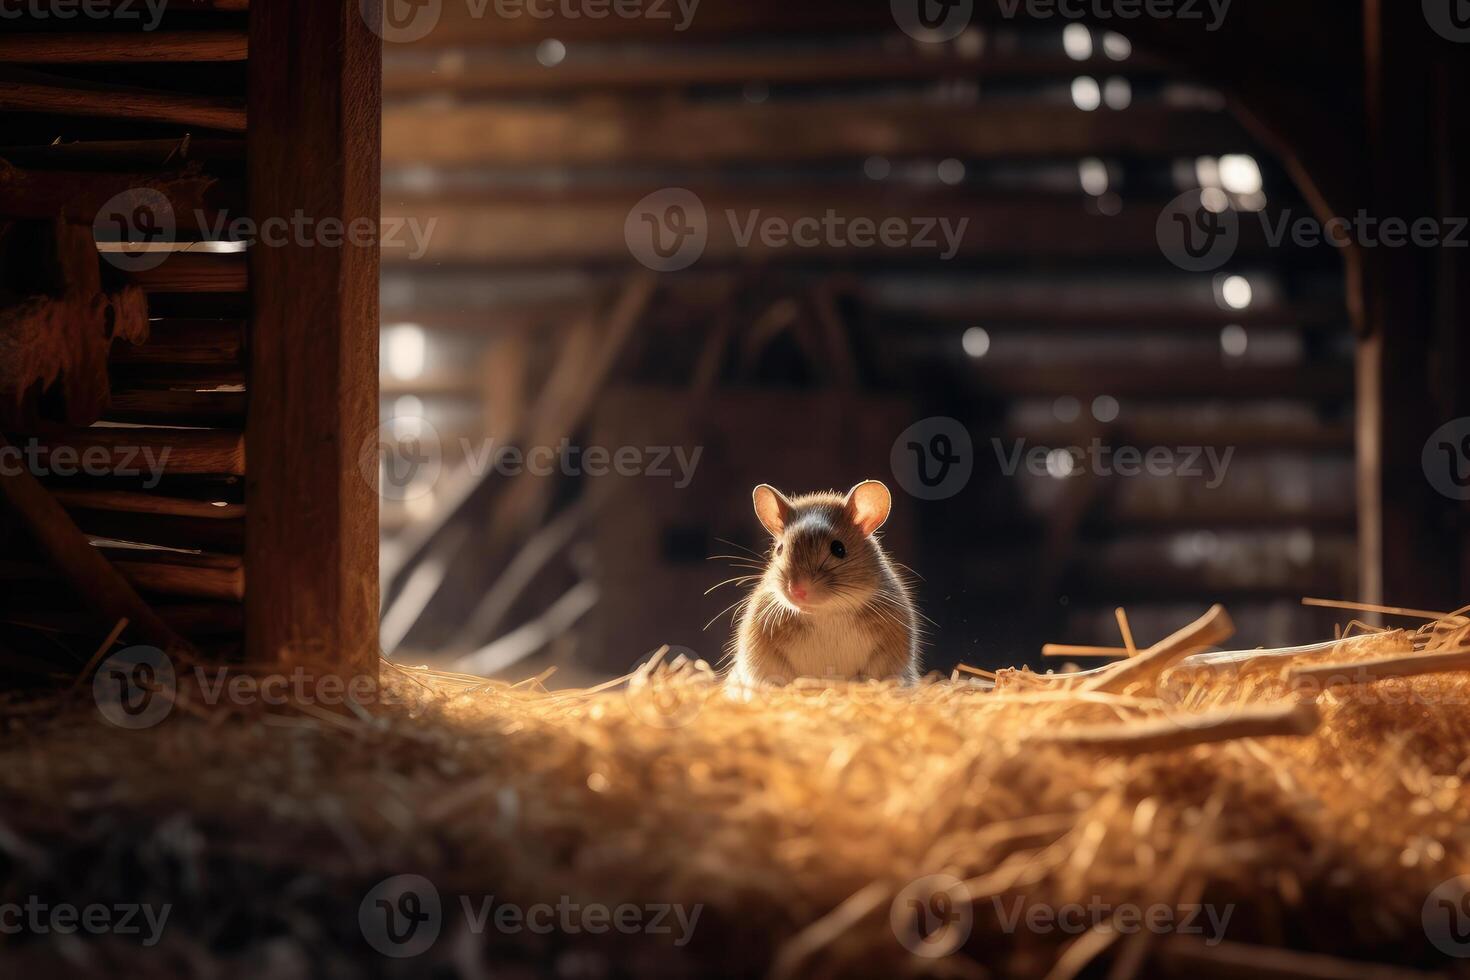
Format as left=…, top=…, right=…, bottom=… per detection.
left=1, top=620, right=1469, bottom=979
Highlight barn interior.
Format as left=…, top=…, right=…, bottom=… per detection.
left=1, top=1, right=1469, bottom=977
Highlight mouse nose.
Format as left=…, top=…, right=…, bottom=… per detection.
left=787, top=580, right=808, bottom=601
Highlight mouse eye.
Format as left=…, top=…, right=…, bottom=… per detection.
left=830, top=540, right=846, bottom=559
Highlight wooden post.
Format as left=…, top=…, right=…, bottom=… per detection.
left=246, top=0, right=380, bottom=674
left=1357, top=0, right=1461, bottom=608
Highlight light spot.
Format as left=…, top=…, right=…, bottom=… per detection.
left=961, top=327, right=991, bottom=359
left=1071, top=77, right=1101, bottom=112
left=1220, top=324, right=1249, bottom=358
left=535, top=39, right=566, bottom=67
left=1063, top=24, right=1093, bottom=60
left=385, top=323, right=426, bottom=381
left=1091, top=395, right=1120, bottom=423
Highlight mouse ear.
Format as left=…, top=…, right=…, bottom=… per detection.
left=843, top=480, right=891, bottom=537
left=752, top=485, right=794, bottom=536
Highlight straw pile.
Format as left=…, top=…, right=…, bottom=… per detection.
left=1, top=603, right=1468, bottom=978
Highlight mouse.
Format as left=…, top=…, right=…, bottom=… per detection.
left=726, top=480, right=920, bottom=688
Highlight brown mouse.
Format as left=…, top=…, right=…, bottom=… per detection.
left=727, top=480, right=920, bottom=688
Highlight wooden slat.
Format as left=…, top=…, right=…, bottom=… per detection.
left=383, top=48, right=1161, bottom=95
left=51, top=488, right=244, bottom=520
left=23, top=427, right=246, bottom=476
left=111, top=319, right=246, bottom=367
left=126, top=252, right=249, bottom=293
left=0, top=71, right=246, bottom=131
left=105, top=388, right=246, bottom=427
left=971, top=365, right=1352, bottom=399
left=383, top=102, right=1252, bottom=166
left=71, top=508, right=244, bottom=553
left=101, top=547, right=244, bottom=601
left=246, top=0, right=381, bottom=671
left=0, top=31, right=247, bottom=63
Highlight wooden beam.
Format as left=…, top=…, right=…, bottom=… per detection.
left=383, top=102, right=1252, bottom=167
left=0, top=31, right=248, bottom=63
left=383, top=47, right=1161, bottom=96
left=105, top=388, right=246, bottom=427
left=405, top=0, right=882, bottom=46
left=381, top=192, right=1272, bottom=265
left=971, top=365, right=1350, bottom=400
left=246, top=0, right=380, bottom=672
left=1357, top=0, right=1458, bottom=608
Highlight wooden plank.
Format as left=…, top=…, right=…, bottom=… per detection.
left=69, top=508, right=244, bottom=553
left=958, top=365, right=1348, bottom=400
left=0, top=31, right=248, bottom=63
left=111, top=319, right=246, bottom=367
left=406, top=0, right=883, bottom=46
left=0, top=70, right=246, bottom=131
left=125, top=252, right=248, bottom=292
left=383, top=102, right=1252, bottom=166
left=102, top=547, right=244, bottom=601
left=105, top=388, right=246, bottom=427
left=381, top=192, right=1267, bottom=265
left=51, top=488, right=244, bottom=520
left=246, top=0, right=380, bottom=671
left=22, top=427, right=246, bottom=477
left=383, top=47, right=1162, bottom=96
